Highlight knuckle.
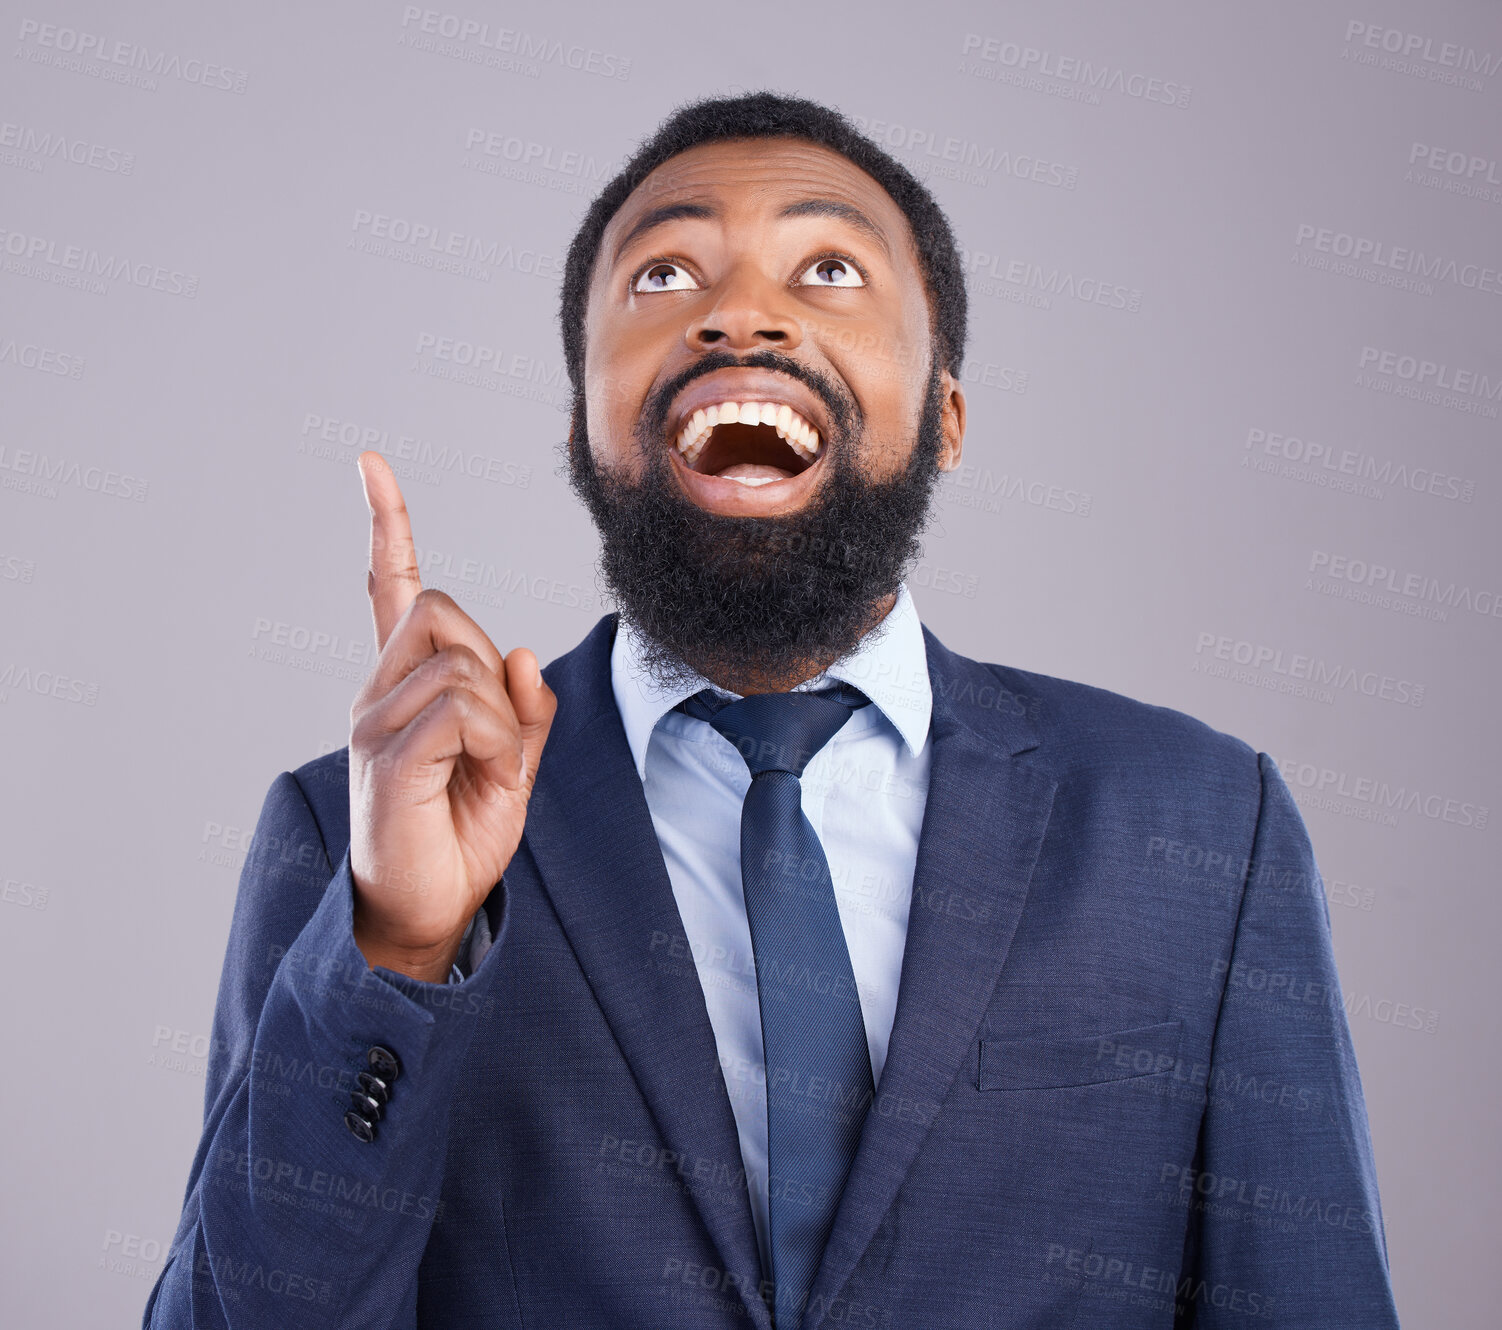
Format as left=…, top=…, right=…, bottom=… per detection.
left=447, top=642, right=485, bottom=677
left=424, top=644, right=478, bottom=689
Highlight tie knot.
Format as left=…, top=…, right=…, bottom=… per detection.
left=678, top=682, right=870, bottom=777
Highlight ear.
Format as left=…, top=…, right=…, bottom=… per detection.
left=937, top=369, right=966, bottom=472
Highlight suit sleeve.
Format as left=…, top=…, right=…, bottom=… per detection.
left=142, top=771, right=508, bottom=1329
left=1175, top=752, right=1401, bottom=1328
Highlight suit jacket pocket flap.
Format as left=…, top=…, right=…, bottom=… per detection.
left=978, top=1018, right=1183, bottom=1091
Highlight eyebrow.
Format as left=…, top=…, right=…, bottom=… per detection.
left=776, top=198, right=891, bottom=259
left=611, top=202, right=716, bottom=266
left=609, top=197, right=892, bottom=266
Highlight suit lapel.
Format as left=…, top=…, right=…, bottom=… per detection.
left=527, top=615, right=772, bottom=1330
left=799, top=628, right=1057, bottom=1330
left=524, top=615, right=1054, bottom=1330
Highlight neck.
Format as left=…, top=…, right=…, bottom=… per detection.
left=700, top=590, right=897, bottom=696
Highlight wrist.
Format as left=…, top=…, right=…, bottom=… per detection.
left=352, top=914, right=468, bottom=984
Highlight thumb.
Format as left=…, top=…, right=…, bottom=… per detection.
left=505, top=647, right=557, bottom=772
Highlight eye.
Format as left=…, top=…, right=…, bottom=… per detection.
left=634, top=261, right=698, bottom=293
left=799, top=256, right=865, bottom=287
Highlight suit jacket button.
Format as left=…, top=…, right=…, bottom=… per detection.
left=367, top=1045, right=401, bottom=1082
left=344, top=1109, right=376, bottom=1143
left=357, top=1070, right=390, bottom=1106
left=350, top=1089, right=384, bottom=1121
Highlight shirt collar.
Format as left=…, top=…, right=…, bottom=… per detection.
left=610, top=581, right=933, bottom=780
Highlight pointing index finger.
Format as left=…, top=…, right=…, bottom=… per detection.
left=359, top=451, right=421, bottom=653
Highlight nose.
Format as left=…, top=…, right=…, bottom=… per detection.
left=684, top=262, right=803, bottom=354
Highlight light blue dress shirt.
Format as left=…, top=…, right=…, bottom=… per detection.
left=608, top=580, right=934, bottom=1278
left=449, top=583, right=934, bottom=1270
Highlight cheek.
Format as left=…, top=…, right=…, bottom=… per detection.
left=864, top=315, right=930, bottom=391
left=589, top=315, right=663, bottom=419
left=582, top=349, right=636, bottom=441
left=823, top=298, right=928, bottom=414
left=840, top=353, right=926, bottom=461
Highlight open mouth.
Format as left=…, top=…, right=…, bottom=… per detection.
left=672, top=400, right=824, bottom=487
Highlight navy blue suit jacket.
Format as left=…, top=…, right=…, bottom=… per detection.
left=145, top=613, right=1400, bottom=1328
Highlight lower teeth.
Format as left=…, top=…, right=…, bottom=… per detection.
left=711, top=461, right=797, bottom=486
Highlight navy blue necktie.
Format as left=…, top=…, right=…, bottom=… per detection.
left=678, top=682, right=876, bottom=1329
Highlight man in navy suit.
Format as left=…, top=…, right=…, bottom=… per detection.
left=146, top=93, right=1401, bottom=1328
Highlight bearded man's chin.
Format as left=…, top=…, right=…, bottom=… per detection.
left=566, top=369, right=945, bottom=693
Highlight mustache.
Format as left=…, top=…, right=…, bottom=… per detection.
left=632, top=348, right=861, bottom=457
left=569, top=356, right=946, bottom=697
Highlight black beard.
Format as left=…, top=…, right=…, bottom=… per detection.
left=565, top=347, right=946, bottom=695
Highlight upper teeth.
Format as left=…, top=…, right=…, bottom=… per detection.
left=675, top=400, right=821, bottom=468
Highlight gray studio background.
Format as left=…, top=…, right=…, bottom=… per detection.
left=2, top=1, right=1498, bottom=1325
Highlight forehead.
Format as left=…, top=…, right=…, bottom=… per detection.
left=600, top=137, right=916, bottom=264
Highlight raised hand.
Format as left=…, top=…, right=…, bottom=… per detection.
left=347, top=452, right=556, bottom=981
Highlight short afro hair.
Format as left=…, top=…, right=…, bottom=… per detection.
left=558, top=91, right=968, bottom=400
